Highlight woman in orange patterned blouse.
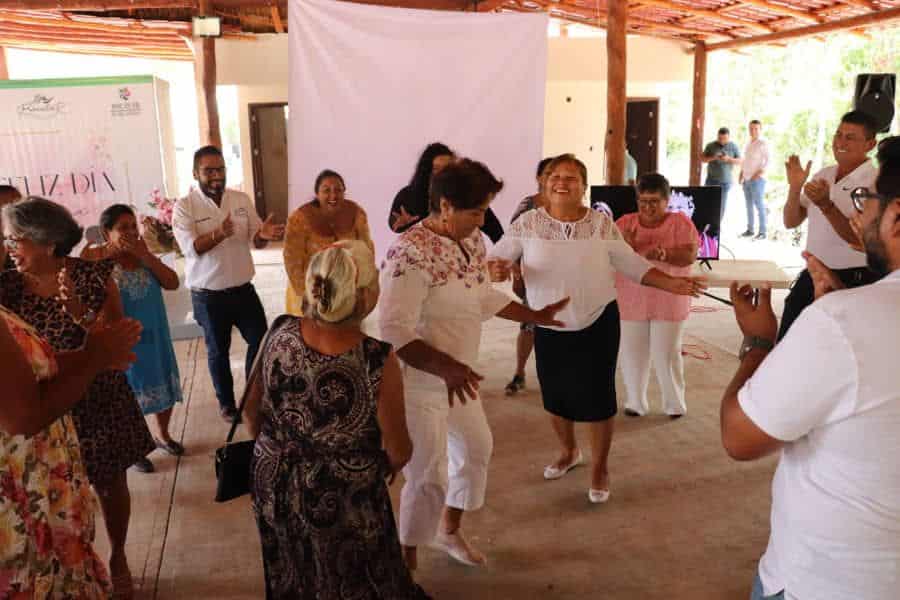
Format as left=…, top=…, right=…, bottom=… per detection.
left=0, top=243, right=142, bottom=597
left=284, top=170, right=374, bottom=316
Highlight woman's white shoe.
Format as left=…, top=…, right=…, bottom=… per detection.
left=588, top=488, right=610, bottom=503
left=431, top=530, right=487, bottom=567
left=543, top=451, right=585, bottom=480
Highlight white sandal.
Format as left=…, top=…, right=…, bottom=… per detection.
left=543, top=450, right=584, bottom=480
left=431, top=530, right=487, bottom=567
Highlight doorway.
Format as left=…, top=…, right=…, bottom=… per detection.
left=626, top=98, right=660, bottom=177
left=249, top=103, right=289, bottom=224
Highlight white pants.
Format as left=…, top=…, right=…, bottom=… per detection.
left=398, top=391, right=493, bottom=547
left=619, top=320, right=687, bottom=416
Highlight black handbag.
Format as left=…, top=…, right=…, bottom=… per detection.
left=213, top=319, right=281, bottom=503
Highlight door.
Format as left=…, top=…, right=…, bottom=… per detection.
left=626, top=99, right=659, bottom=177
left=249, top=103, right=289, bottom=224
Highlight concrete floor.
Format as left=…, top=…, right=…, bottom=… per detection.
left=95, top=243, right=792, bottom=600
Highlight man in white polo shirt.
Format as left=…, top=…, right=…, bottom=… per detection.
left=721, top=136, right=900, bottom=600
left=173, top=146, right=284, bottom=422
left=779, top=110, right=882, bottom=339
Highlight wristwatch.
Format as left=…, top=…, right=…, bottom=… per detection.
left=739, top=335, right=774, bottom=360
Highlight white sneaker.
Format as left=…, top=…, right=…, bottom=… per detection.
left=588, top=488, right=611, bottom=504
left=543, top=451, right=585, bottom=480
left=431, top=530, right=487, bottom=567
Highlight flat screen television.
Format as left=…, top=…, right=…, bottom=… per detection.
left=589, top=185, right=722, bottom=261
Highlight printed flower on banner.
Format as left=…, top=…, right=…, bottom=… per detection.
left=145, top=188, right=181, bottom=256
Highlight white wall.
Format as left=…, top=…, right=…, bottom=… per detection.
left=219, top=34, right=692, bottom=199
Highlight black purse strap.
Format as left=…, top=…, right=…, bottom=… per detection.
left=226, top=314, right=292, bottom=444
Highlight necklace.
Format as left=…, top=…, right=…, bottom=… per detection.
left=42, top=263, right=97, bottom=329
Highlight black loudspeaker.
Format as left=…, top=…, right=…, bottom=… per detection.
left=854, top=73, right=896, bottom=133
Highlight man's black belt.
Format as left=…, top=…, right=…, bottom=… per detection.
left=190, top=282, right=252, bottom=294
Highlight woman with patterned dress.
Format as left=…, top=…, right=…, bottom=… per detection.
left=244, top=241, right=430, bottom=599
left=0, top=214, right=143, bottom=598
left=378, top=160, right=567, bottom=570
left=83, top=205, right=185, bottom=472
left=283, top=169, right=374, bottom=316
left=1, top=197, right=155, bottom=599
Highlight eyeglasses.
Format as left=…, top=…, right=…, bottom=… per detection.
left=2, top=236, right=23, bottom=250
left=850, top=187, right=888, bottom=213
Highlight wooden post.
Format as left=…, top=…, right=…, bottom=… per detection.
left=0, top=46, right=9, bottom=80
left=194, top=0, right=221, bottom=148
left=689, top=41, right=707, bottom=186
left=606, top=0, right=626, bottom=185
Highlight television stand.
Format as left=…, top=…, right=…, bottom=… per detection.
left=698, top=258, right=713, bottom=271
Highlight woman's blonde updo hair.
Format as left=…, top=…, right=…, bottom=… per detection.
left=302, top=240, right=377, bottom=324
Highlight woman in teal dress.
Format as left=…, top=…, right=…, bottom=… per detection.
left=83, top=204, right=185, bottom=472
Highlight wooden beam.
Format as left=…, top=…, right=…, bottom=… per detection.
left=474, top=0, right=507, bottom=11
left=689, top=41, right=706, bottom=186
left=0, top=21, right=186, bottom=41
left=606, top=0, right=626, bottom=185
left=0, top=46, right=8, bottom=80
left=708, top=5, right=900, bottom=50
left=636, top=0, right=774, bottom=32
left=0, top=11, right=191, bottom=34
left=340, top=0, right=472, bottom=10
left=839, top=0, right=878, bottom=10
left=0, top=1, right=194, bottom=8
left=270, top=5, right=285, bottom=33
left=0, top=39, right=191, bottom=59
left=732, top=0, right=822, bottom=24
left=194, top=0, right=221, bottom=148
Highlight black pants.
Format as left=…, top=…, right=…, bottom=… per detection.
left=191, top=283, right=268, bottom=410
left=777, top=266, right=883, bottom=341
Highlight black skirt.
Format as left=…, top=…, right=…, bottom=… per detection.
left=534, top=301, right=620, bottom=422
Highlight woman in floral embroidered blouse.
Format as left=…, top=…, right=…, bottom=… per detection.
left=379, top=159, right=568, bottom=571
left=83, top=204, right=185, bottom=471
left=283, top=170, right=374, bottom=316
left=0, top=219, right=142, bottom=598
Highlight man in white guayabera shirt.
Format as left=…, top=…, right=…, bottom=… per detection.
left=720, top=136, right=900, bottom=600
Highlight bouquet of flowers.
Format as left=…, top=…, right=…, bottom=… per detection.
left=143, top=188, right=181, bottom=256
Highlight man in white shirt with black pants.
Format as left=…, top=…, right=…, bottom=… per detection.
left=779, top=110, right=883, bottom=339
left=173, top=146, right=284, bottom=422
left=721, top=135, right=900, bottom=600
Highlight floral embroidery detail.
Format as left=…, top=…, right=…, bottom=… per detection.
left=113, top=265, right=152, bottom=301
left=508, top=207, right=619, bottom=242
left=382, top=223, right=487, bottom=289
left=0, top=306, right=111, bottom=598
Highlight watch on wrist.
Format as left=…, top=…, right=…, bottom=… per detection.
left=739, top=335, right=774, bottom=360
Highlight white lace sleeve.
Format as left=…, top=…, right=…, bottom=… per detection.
left=605, top=218, right=652, bottom=283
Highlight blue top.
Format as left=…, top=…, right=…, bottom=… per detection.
left=113, top=264, right=183, bottom=415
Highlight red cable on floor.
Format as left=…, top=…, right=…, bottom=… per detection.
left=681, top=344, right=711, bottom=360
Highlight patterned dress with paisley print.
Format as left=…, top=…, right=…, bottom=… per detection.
left=250, top=316, right=430, bottom=600
left=112, top=264, right=183, bottom=415
left=0, top=259, right=155, bottom=485
left=0, top=305, right=112, bottom=599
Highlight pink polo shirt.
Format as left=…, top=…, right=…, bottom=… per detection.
left=615, top=212, right=699, bottom=322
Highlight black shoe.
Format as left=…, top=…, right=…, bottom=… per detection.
left=132, top=457, right=155, bottom=473
left=739, top=230, right=754, bottom=238
left=754, top=233, right=767, bottom=241
left=505, top=374, right=526, bottom=395
left=219, top=406, right=239, bottom=423
left=154, top=437, right=185, bottom=456
left=624, top=408, right=642, bottom=417
left=669, top=414, right=684, bottom=420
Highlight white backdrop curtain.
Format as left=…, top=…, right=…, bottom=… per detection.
left=289, top=0, right=548, bottom=259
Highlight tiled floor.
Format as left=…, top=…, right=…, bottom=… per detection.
left=97, top=244, right=788, bottom=599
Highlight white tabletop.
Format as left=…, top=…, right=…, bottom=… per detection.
left=690, top=259, right=795, bottom=289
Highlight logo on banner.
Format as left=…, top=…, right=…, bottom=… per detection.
left=111, top=87, right=141, bottom=117
left=17, top=94, right=68, bottom=119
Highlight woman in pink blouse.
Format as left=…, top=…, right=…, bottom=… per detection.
left=616, top=173, right=699, bottom=418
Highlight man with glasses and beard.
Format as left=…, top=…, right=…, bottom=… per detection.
left=779, top=110, right=883, bottom=339
left=172, top=146, right=284, bottom=423
left=720, top=136, right=900, bottom=600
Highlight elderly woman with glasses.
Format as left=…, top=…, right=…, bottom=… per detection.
left=1, top=197, right=155, bottom=599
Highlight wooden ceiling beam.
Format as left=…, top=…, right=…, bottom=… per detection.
left=636, top=0, right=774, bottom=32
left=708, top=4, right=900, bottom=50
left=729, top=0, right=822, bottom=24
left=0, top=41, right=191, bottom=60
left=0, top=19, right=186, bottom=40
left=270, top=5, right=284, bottom=32
left=0, top=1, right=195, bottom=8
left=0, top=10, right=190, bottom=33
left=839, top=0, right=878, bottom=10
left=0, top=29, right=187, bottom=48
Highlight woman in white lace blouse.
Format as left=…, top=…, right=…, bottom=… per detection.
left=490, top=155, right=705, bottom=503
left=379, top=159, right=568, bottom=570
